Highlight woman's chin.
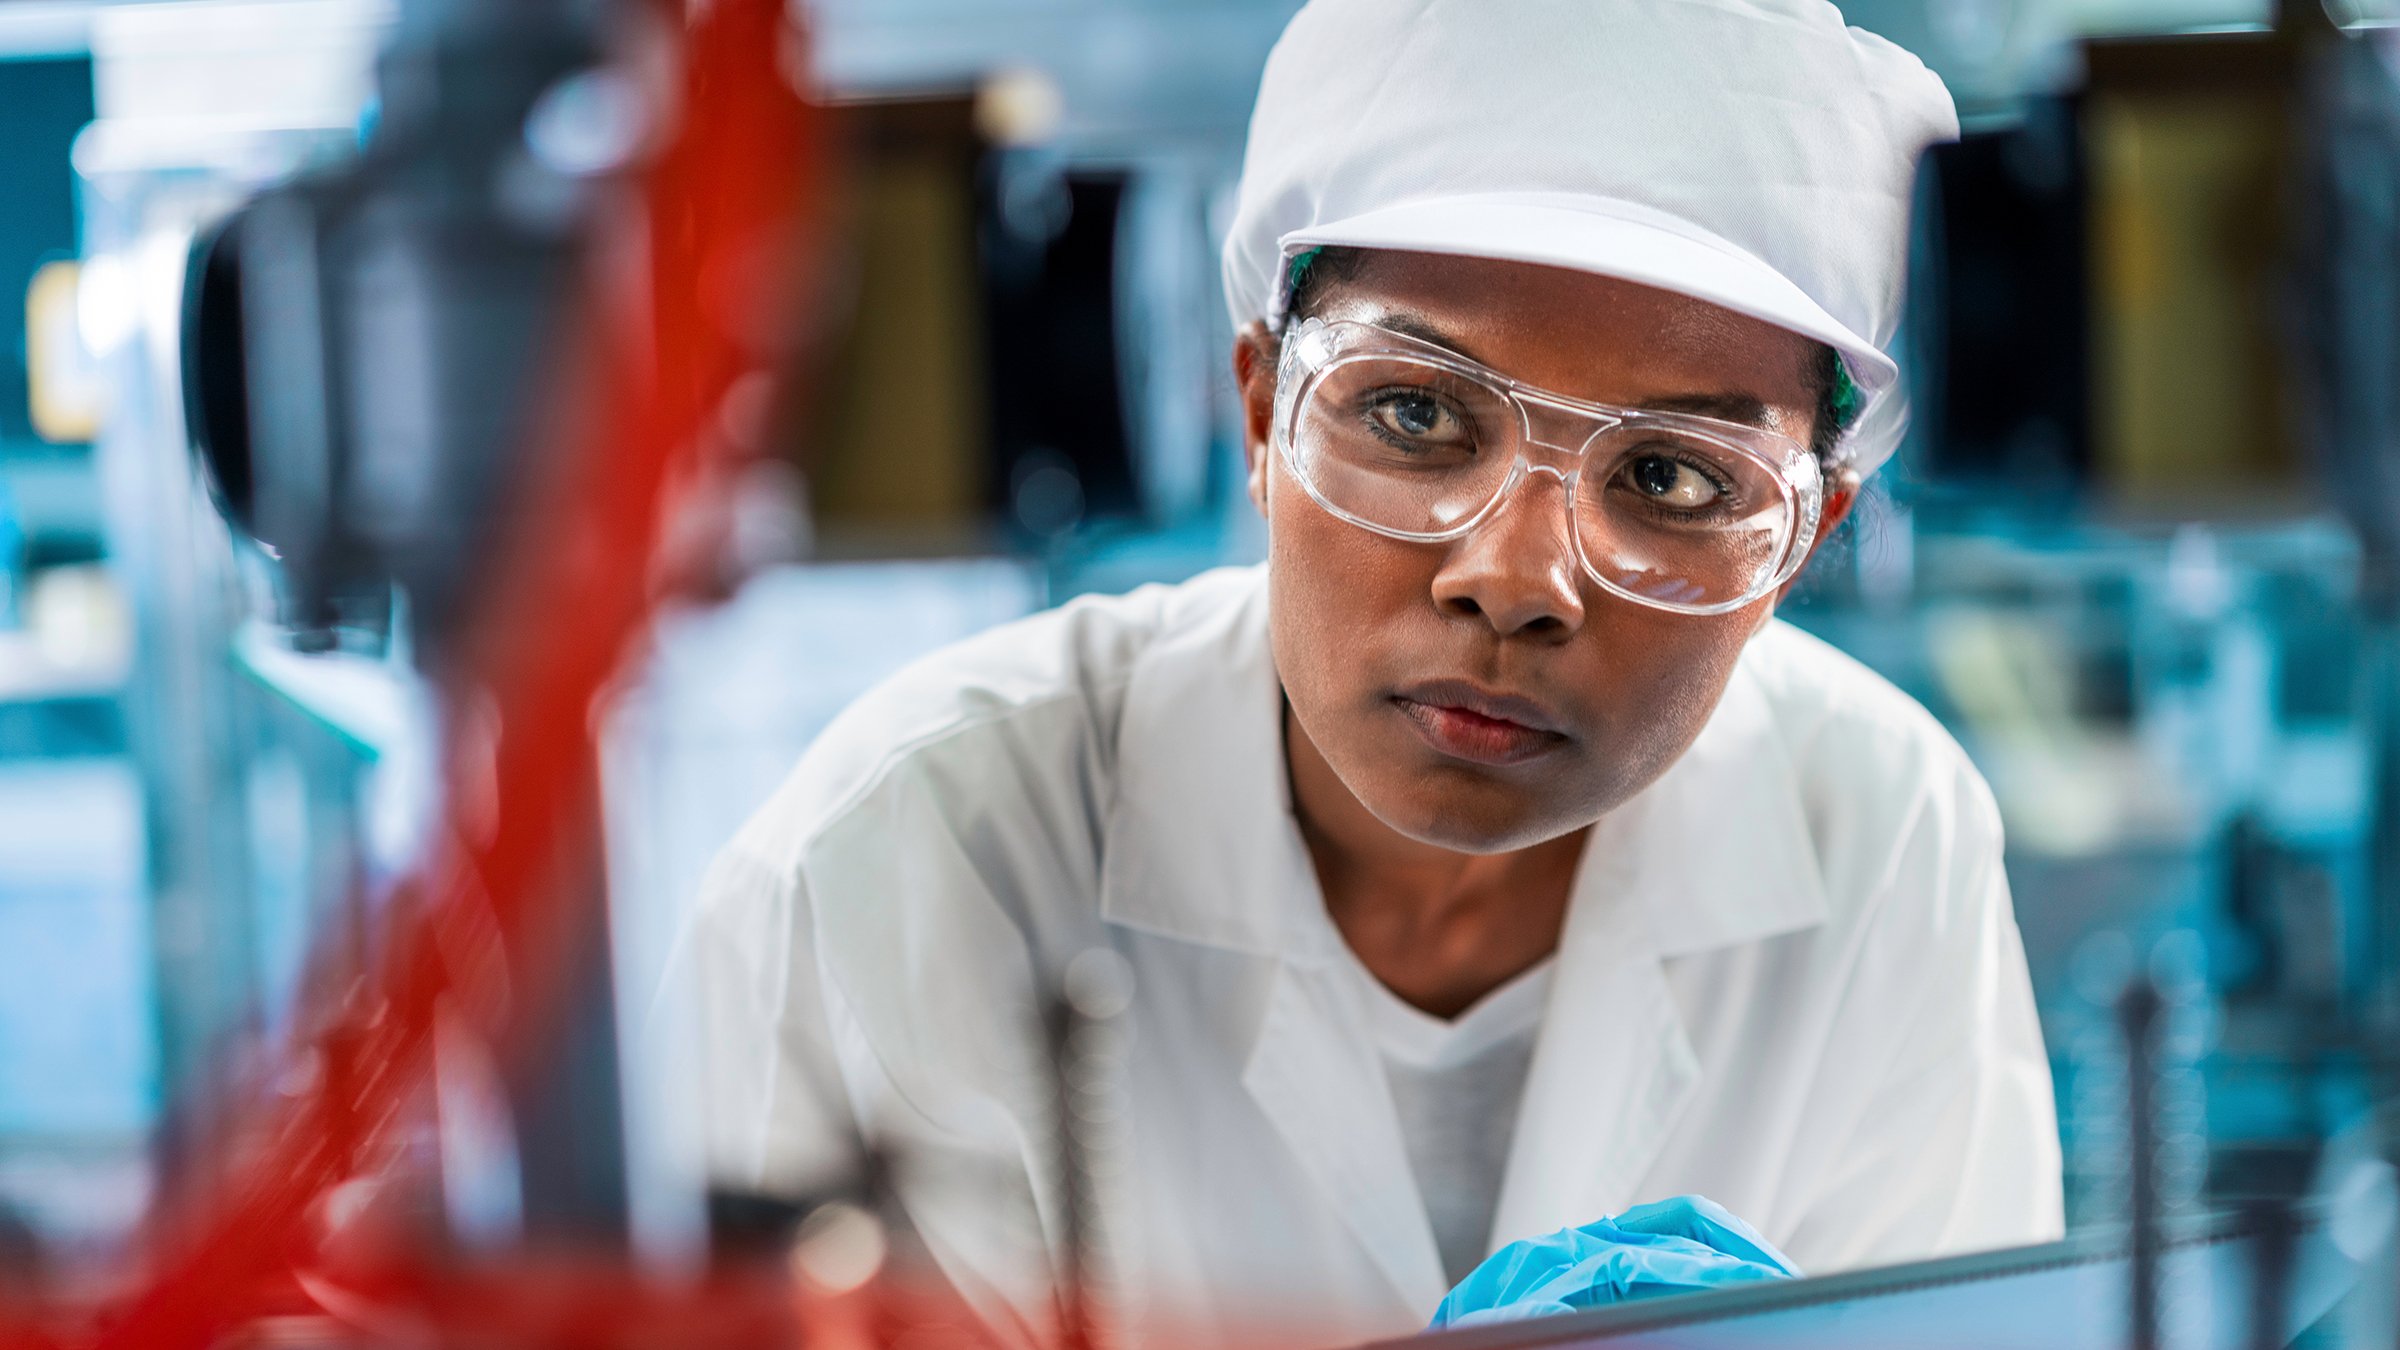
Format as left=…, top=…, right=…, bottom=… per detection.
left=1360, top=784, right=1587, bottom=857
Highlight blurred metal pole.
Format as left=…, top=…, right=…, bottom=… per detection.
left=1048, top=949, right=1132, bottom=1350
left=501, top=800, right=630, bottom=1246
left=375, top=0, right=624, bottom=1245
left=2243, top=1196, right=2299, bottom=1350
left=2120, top=976, right=2164, bottom=1350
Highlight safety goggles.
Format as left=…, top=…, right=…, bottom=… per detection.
left=1272, top=318, right=1826, bottom=617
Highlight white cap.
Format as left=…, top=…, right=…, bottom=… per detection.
left=1222, top=0, right=1958, bottom=473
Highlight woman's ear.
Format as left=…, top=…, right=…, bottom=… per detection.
left=1811, top=468, right=1864, bottom=562
left=1764, top=467, right=1863, bottom=621
left=1233, top=320, right=1279, bottom=520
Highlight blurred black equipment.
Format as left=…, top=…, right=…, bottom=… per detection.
left=982, top=168, right=1139, bottom=538
left=182, top=0, right=607, bottom=660
left=1909, top=97, right=2091, bottom=494
left=179, top=0, right=638, bottom=1245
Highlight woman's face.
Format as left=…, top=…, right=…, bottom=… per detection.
left=1236, top=251, right=1855, bottom=855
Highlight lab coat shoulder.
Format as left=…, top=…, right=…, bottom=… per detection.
left=1741, top=620, right=2003, bottom=925
left=692, top=572, right=1279, bottom=1338
left=694, top=568, right=1258, bottom=1171
left=725, top=576, right=1171, bottom=872
left=718, top=567, right=1261, bottom=902
left=1731, top=621, right=2062, bottom=1267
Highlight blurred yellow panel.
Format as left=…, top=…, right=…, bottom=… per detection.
left=2087, top=71, right=2295, bottom=502
left=806, top=103, right=989, bottom=539
left=26, top=260, right=102, bottom=444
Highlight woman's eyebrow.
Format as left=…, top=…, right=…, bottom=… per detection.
left=1363, top=310, right=1489, bottom=363
left=1638, top=392, right=1776, bottom=427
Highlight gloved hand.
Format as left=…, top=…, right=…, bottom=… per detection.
left=1428, top=1195, right=1802, bottom=1330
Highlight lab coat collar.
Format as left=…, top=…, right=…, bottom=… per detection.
left=1099, top=569, right=1446, bottom=1312
left=1098, top=568, right=1336, bottom=963
left=1591, top=640, right=1833, bottom=958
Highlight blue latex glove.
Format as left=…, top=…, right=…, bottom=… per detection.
left=1428, top=1195, right=1802, bottom=1330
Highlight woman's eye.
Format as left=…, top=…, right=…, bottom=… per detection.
left=1367, top=392, right=1465, bottom=444
left=1623, top=454, right=1724, bottom=509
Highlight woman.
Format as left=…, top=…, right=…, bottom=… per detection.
left=692, top=0, right=2064, bottom=1343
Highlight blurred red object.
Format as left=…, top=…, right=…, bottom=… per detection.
left=0, top=0, right=828, bottom=1345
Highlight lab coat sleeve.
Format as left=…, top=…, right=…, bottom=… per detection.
left=1780, top=766, right=2065, bottom=1271
left=690, top=841, right=863, bottom=1199
left=684, top=744, right=1081, bottom=1350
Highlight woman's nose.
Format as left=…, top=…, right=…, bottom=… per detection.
left=1429, top=469, right=1586, bottom=639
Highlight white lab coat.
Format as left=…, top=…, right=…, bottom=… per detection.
left=689, top=564, right=2063, bottom=1347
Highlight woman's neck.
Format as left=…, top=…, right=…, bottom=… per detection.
left=1284, top=702, right=1584, bottom=1019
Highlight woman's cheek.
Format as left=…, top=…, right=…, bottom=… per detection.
left=1268, top=478, right=1405, bottom=660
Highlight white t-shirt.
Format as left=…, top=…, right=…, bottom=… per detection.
left=1331, top=946, right=1553, bottom=1287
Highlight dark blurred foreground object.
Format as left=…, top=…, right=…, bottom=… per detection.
left=181, top=0, right=604, bottom=662
left=182, top=0, right=648, bottom=1253
left=172, top=0, right=636, bottom=1285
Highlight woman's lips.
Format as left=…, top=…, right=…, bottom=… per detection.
left=1390, top=685, right=1569, bottom=767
